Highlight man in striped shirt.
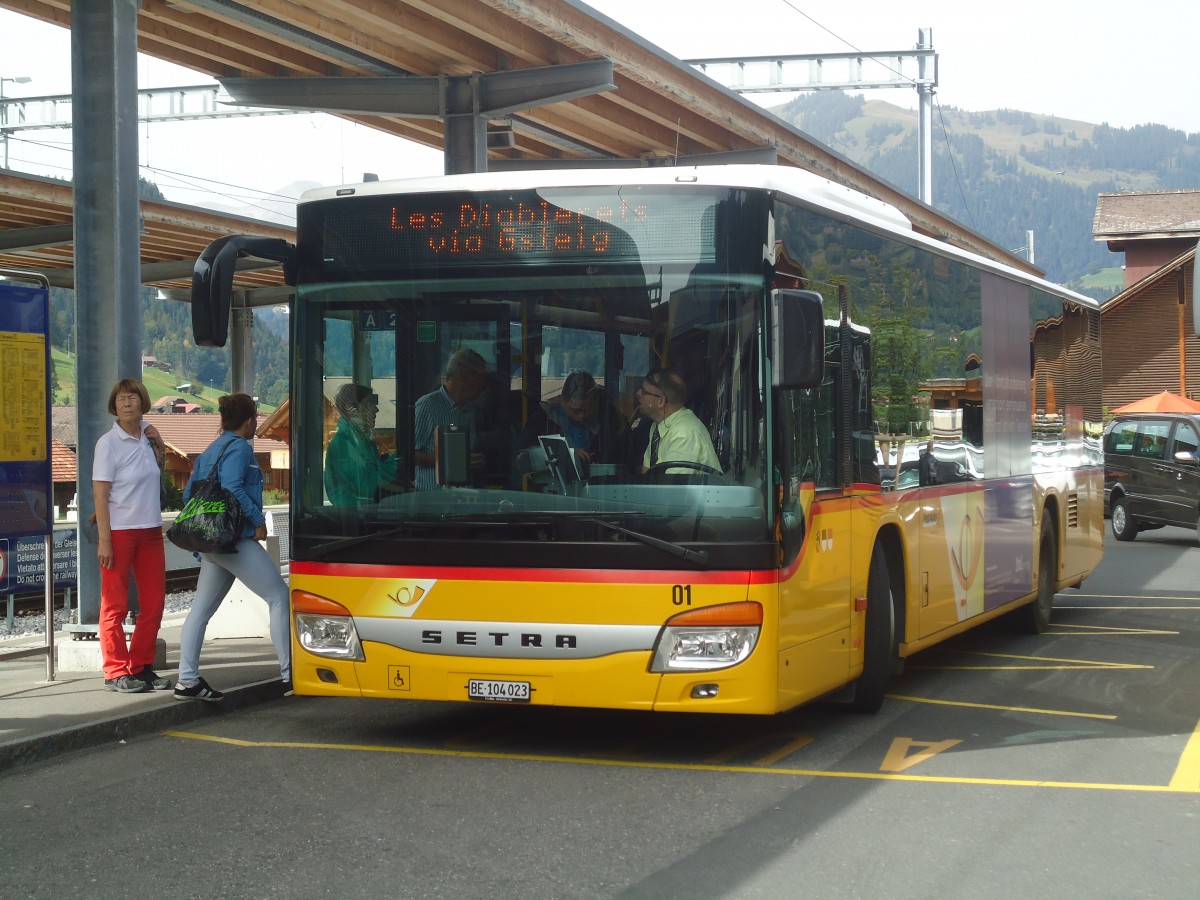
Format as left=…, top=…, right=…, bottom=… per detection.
left=413, top=348, right=490, bottom=490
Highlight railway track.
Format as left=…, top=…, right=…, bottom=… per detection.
left=3, top=566, right=200, bottom=620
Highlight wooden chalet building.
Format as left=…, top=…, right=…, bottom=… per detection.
left=1094, top=189, right=1200, bottom=411
left=146, top=413, right=291, bottom=500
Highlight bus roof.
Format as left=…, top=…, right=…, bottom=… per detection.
left=299, top=164, right=1097, bottom=310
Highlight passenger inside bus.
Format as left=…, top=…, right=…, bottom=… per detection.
left=324, top=383, right=403, bottom=504
left=636, top=367, right=722, bottom=475
left=540, top=369, right=632, bottom=470
left=413, top=349, right=491, bottom=490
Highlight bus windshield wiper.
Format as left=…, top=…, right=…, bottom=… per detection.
left=439, top=510, right=710, bottom=567
left=306, top=525, right=416, bottom=559
left=579, top=515, right=710, bottom=567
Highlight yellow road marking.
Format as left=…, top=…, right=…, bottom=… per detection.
left=881, top=737, right=962, bottom=772
left=1048, top=624, right=1178, bottom=635
left=1060, top=609, right=1200, bottom=619
left=1068, top=594, right=1200, bottom=601
left=885, top=694, right=1116, bottom=720
left=161, top=729, right=1199, bottom=794
left=914, top=665, right=1143, bottom=671
left=945, top=657, right=1142, bottom=672
left=705, top=733, right=814, bottom=765
left=919, top=650, right=1151, bottom=670
left=753, top=735, right=816, bottom=766
left=1168, top=717, right=1200, bottom=791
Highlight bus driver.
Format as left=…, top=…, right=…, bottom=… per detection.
left=636, top=367, right=721, bottom=475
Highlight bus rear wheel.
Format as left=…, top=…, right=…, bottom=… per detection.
left=849, top=543, right=896, bottom=713
left=1021, top=517, right=1057, bottom=634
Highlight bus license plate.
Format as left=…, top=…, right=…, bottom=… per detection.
left=468, top=679, right=531, bottom=702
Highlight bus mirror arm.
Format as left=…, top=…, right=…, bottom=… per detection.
left=771, top=289, right=825, bottom=389
left=191, top=235, right=297, bottom=347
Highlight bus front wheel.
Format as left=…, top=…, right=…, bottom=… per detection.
left=849, top=543, right=896, bottom=713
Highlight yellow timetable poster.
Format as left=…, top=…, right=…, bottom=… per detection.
left=0, top=330, right=47, bottom=462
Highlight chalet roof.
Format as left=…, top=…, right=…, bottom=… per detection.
left=51, top=406, right=77, bottom=449
left=145, top=413, right=287, bottom=458
left=1093, top=189, right=1200, bottom=242
left=51, top=438, right=76, bottom=484
left=1100, top=244, right=1196, bottom=315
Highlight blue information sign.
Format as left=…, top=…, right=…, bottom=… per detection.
left=0, top=278, right=52, bottom=540
left=0, top=528, right=77, bottom=594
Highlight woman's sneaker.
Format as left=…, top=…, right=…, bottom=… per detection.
left=173, top=677, right=224, bottom=702
left=104, top=674, right=150, bottom=693
left=135, top=666, right=173, bottom=691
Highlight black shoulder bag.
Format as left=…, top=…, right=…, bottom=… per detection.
left=166, top=441, right=245, bottom=553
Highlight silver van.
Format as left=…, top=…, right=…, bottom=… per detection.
left=1104, top=413, right=1200, bottom=543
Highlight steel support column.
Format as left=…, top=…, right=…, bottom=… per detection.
left=71, top=0, right=142, bottom=631
left=917, top=28, right=934, bottom=205
left=220, top=60, right=615, bottom=176
left=230, top=304, right=254, bottom=395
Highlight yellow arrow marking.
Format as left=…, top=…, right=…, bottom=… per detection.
left=1169, top=717, right=1200, bottom=791
left=881, top=737, right=962, bottom=772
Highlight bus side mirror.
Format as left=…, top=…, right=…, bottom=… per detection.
left=191, top=236, right=296, bottom=347
left=771, top=289, right=826, bottom=389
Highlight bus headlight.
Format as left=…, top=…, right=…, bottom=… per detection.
left=292, top=591, right=365, bottom=661
left=650, top=601, right=762, bottom=672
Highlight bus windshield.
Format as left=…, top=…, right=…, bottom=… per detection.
left=290, top=186, right=775, bottom=570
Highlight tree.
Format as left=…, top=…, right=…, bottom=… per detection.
left=862, top=264, right=933, bottom=435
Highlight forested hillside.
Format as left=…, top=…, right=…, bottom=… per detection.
left=47, top=176, right=291, bottom=407
left=776, top=92, right=1200, bottom=296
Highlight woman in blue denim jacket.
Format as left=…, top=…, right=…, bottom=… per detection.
left=174, top=393, right=290, bottom=701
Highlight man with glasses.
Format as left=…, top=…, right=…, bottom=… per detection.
left=325, top=382, right=401, bottom=504
left=636, top=368, right=721, bottom=475
left=544, top=369, right=630, bottom=467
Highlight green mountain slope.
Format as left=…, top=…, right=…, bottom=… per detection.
left=775, top=93, right=1200, bottom=298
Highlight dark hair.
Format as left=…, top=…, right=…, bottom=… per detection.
left=645, top=368, right=687, bottom=406
left=561, top=370, right=598, bottom=405
left=334, top=383, right=372, bottom=417
left=217, top=393, right=257, bottom=433
left=106, top=379, right=151, bottom=416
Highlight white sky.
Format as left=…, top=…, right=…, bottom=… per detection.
left=1, top=0, right=1197, bottom=220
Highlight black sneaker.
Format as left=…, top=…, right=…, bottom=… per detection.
left=173, top=677, right=224, bottom=702
left=135, top=666, right=173, bottom=691
left=104, top=674, right=150, bottom=694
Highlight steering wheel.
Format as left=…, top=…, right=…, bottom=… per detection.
left=646, top=460, right=721, bottom=476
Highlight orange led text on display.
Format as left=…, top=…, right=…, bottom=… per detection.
left=389, top=200, right=648, bottom=256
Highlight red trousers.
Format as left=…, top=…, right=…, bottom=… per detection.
left=99, top=527, right=166, bottom=680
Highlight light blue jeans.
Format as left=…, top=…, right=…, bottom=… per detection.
left=177, top=537, right=291, bottom=687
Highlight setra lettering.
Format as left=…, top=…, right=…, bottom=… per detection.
left=419, top=629, right=578, bottom=649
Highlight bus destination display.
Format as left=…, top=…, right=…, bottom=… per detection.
left=311, top=189, right=717, bottom=273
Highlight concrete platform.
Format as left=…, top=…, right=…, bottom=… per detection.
left=0, top=611, right=287, bottom=773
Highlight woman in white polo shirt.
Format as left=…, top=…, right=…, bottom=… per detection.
left=92, top=378, right=169, bottom=694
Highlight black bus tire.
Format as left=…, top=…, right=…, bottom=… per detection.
left=849, top=543, right=895, bottom=713
left=1021, top=517, right=1057, bottom=634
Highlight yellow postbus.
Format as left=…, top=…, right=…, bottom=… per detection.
left=194, top=165, right=1104, bottom=713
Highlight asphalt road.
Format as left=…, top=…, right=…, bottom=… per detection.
left=3, top=525, right=1199, bottom=899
